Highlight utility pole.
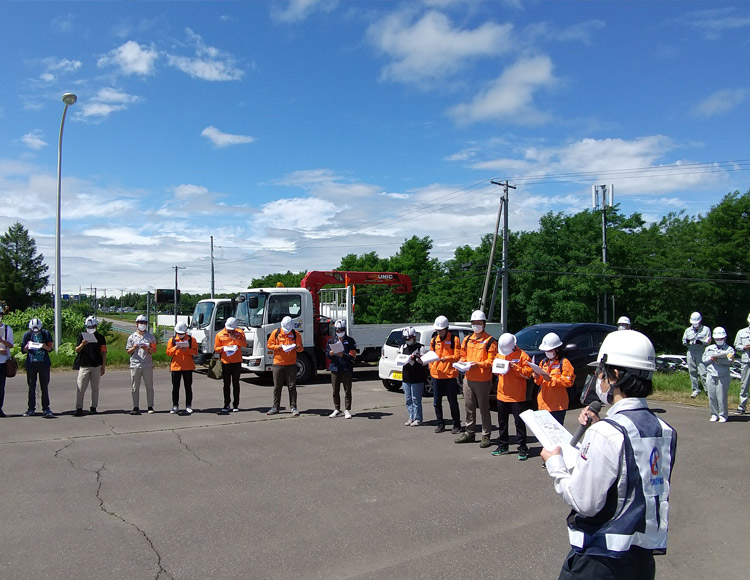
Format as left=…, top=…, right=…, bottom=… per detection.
left=173, top=266, right=186, bottom=326
left=210, top=236, right=215, bottom=298
left=480, top=190, right=504, bottom=316
left=489, top=179, right=516, bottom=331
left=593, top=184, right=614, bottom=325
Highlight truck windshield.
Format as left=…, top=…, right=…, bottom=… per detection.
left=190, top=301, right=215, bottom=329
left=235, top=293, right=266, bottom=328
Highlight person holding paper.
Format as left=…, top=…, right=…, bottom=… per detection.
left=492, top=333, right=532, bottom=460
left=73, top=316, right=107, bottom=417
left=0, top=307, right=14, bottom=418
left=21, top=318, right=54, bottom=417
left=429, top=315, right=462, bottom=434
left=400, top=326, right=428, bottom=426
left=126, top=314, right=157, bottom=415
left=702, top=326, right=734, bottom=423
left=166, top=321, right=199, bottom=414
left=541, top=330, right=677, bottom=580
left=734, top=313, right=750, bottom=415
left=215, top=317, right=247, bottom=413
left=327, top=319, right=357, bottom=419
left=533, top=332, right=574, bottom=426
left=455, top=310, right=497, bottom=448
left=682, top=311, right=711, bottom=398
left=266, top=316, right=303, bottom=416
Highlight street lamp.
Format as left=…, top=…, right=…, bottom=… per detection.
left=55, top=92, right=77, bottom=352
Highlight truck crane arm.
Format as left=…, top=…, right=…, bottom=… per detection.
left=300, top=270, right=412, bottom=316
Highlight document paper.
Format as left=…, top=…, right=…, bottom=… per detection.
left=520, top=409, right=579, bottom=469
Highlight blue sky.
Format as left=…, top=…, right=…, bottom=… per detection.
left=1, top=0, right=749, bottom=296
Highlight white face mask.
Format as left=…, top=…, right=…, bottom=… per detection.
left=692, top=323, right=700, bottom=329
left=471, top=325, right=484, bottom=334
left=336, top=331, right=345, bottom=338
left=405, top=338, right=415, bottom=345
left=544, top=351, right=556, bottom=359
left=137, top=323, right=147, bottom=331
left=715, top=339, right=725, bottom=346
left=595, top=376, right=613, bottom=405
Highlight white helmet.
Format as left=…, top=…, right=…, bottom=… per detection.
left=433, top=315, right=449, bottom=330
left=402, top=326, right=417, bottom=338
left=135, top=314, right=148, bottom=323
left=747, top=313, right=750, bottom=326
left=713, top=326, right=727, bottom=340
left=280, top=316, right=293, bottom=333
left=539, top=332, right=563, bottom=351
left=334, top=319, right=346, bottom=331
left=617, top=316, right=631, bottom=326
left=225, top=317, right=239, bottom=331
left=85, top=316, right=98, bottom=328
left=175, top=321, right=188, bottom=334
left=594, top=329, right=655, bottom=378
left=28, top=318, right=42, bottom=332
left=498, top=333, right=517, bottom=356
left=690, top=312, right=702, bottom=324
left=470, top=310, right=487, bottom=322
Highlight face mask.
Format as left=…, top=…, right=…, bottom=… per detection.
left=595, top=376, right=613, bottom=405
left=715, top=339, right=725, bottom=346
left=87, top=327, right=96, bottom=332
left=618, top=325, right=628, bottom=330
left=692, top=323, right=700, bottom=329
left=545, top=351, right=556, bottom=359
left=137, top=323, right=147, bottom=331
left=406, top=338, right=415, bottom=345
left=471, top=325, right=483, bottom=334
left=336, top=331, right=345, bottom=338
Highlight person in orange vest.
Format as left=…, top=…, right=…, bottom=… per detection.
left=455, top=310, right=497, bottom=448
left=266, top=316, right=304, bottom=416
left=429, top=315, right=462, bottom=434
left=166, top=321, right=199, bottom=415
left=214, top=317, right=247, bottom=413
left=533, top=332, right=575, bottom=425
left=491, top=333, right=533, bottom=460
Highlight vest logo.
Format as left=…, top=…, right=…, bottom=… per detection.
left=649, top=447, right=664, bottom=486
left=580, top=443, right=590, bottom=460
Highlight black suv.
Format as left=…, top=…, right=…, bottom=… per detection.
left=513, top=322, right=617, bottom=408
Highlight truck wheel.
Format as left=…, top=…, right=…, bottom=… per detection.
left=296, top=353, right=314, bottom=384
left=382, top=379, right=402, bottom=392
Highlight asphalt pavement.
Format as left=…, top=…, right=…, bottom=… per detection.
left=0, top=366, right=747, bottom=579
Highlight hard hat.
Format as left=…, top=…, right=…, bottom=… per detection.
left=498, top=333, right=517, bottom=356
left=85, top=316, right=98, bottom=328
left=690, top=312, right=702, bottom=324
left=402, top=326, right=417, bottom=338
left=28, top=318, right=42, bottom=331
left=747, top=313, right=750, bottom=325
left=539, top=332, right=563, bottom=351
left=593, top=329, right=656, bottom=378
left=617, top=316, right=631, bottom=326
left=135, top=314, right=148, bottom=323
left=280, top=316, right=293, bottom=333
left=713, top=326, right=727, bottom=340
left=470, top=310, right=487, bottom=322
left=334, top=319, right=346, bottom=331
left=175, top=321, right=188, bottom=334
left=225, top=317, right=239, bottom=331
left=433, top=315, right=449, bottom=330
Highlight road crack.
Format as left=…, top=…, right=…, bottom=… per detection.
left=175, top=432, right=212, bottom=466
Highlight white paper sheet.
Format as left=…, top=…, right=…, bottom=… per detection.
left=452, top=361, right=474, bottom=372
left=520, top=409, right=579, bottom=469
left=281, top=343, right=297, bottom=353
left=175, top=341, right=189, bottom=349
left=27, top=341, right=45, bottom=350
left=492, top=358, right=509, bottom=375
left=395, top=353, right=411, bottom=366
left=420, top=350, right=440, bottom=364
left=527, top=360, right=551, bottom=380
left=223, top=345, right=238, bottom=354
left=81, top=332, right=97, bottom=343
left=329, top=341, right=344, bottom=354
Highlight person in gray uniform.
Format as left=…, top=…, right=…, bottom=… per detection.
left=703, top=327, right=734, bottom=423
left=682, top=312, right=711, bottom=398
left=734, top=314, right=750, bottom=415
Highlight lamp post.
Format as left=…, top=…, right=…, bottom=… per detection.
left=55, top=92, right=77, bottom=352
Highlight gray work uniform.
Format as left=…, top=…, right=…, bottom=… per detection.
left=734, top=327, right=750, bottom=412
left=703, top=343, right=735, bottom=420
left=682, top=325, right=712, bottom=395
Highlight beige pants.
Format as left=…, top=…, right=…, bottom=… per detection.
left=464, top=379, right=492, bottom=437
left=131, top=367, right=155, bottom=409
left=76, top=366, right=101, bottom=409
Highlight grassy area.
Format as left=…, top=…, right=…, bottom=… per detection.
left=652, top=370, right=742, bottom=407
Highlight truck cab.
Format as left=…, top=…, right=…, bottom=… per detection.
left=189, top=298, right=237, bottom=365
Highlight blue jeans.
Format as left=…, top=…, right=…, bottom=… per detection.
left=403, top=381, right=424, bottom=422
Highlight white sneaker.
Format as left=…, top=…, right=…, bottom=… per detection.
left=710, top=415, right=719, bottom=422
left=170, top=406, right=178, bottom=414
left=185, top=407, right=193, bottom=414
left=410, top=420, right=420, bottom=427
left=329, top=409, right=343, bottom=418
left=718, top=416, right=727, bottom=423
left=232, top=407, right=239, bottom=412
left=405, top=419, right=413, bottom=426
left=292, top=408, right=300, bottom=417
left=344, top=410, right=352, bottom=419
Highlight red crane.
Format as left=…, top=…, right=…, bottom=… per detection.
left=300, top=270, right=412, bottom=316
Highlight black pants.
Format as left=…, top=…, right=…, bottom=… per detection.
left=222, top=362, right=242, bottom=408
left=171, top=370, right=193, bottom=407
left=496, top=400, right=528, bottom=450
left=433, top=377, right=461, bottom=428
left=331, top=371, right=353, bottom=410
left=26, top=363, right=51, bottom=411
left=558, top=548, right=655, bottom=580
left=0, top=362, right=6, bottom=410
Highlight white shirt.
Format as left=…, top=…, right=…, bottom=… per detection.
left=0, top=324, right=14, bottom=363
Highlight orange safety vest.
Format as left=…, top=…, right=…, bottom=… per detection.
left=166, top=335, right=199, bottom=371
left=429, top=331, right=460, bottom=379
left=494, top=347, right=532, bottom=403
left=267, top=328, right=303, bottom=366
left=461, top=332, right=498, bottom=382
left=535, top=356, right=575, bottom=411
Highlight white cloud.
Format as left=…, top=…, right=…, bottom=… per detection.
left=694, top=88, right=748, bottom=118
left=39, top=58, right=82, bottom=82
left=258, top=197, right=338, bottom=232
left=449, top=55, right=556, bottom=124
left=20, top=131, right=47, bottom=150
left=445, top=147, right=478, bottom=162
left=97, top=40, right=158, bottom=75
left=368, top=10, right=513, bottom=85
left=271, top=0, right=338, bottom=23
left=201, top=126, right=255, bottom=148
left=76, top=87, right=139, bottom=120
left=679, top=8, right=750, bottom=40
left=166, top=28, right=243, bottom=81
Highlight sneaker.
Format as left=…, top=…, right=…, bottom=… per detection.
left=170, top=406, right=178, bottom=414
left=130, top=408, right=141, bottom=415
left=221, top=406, right=231, bottom=414
left=43, top=409, right=54, bottom=418
left=709, top=414, right=718, bottom=422
left=74, top=408, right=84, bottom=417
left=435, top=423, right=446, bottom=433
left=405, top=419, right=413, bottom=426
left=89, top=407, right=98, bottom=415
left=185, top=407, right=193, bottom=414
left=344, top=410, right=352, bottom=419
left=455, top=431, right=475, bottom=444
left=410, top=420, right=420, bottom=427
left=232, top=407, right=239, bottom=413
left=23, top=409, right=34, bottom=417
left=451, top=427, right=461, bottom=435
left=0, top=410, right=6, bottom=418
left=266, top=407, right=279, bottom=415
left=718, top=416, right=727, bottom=423
left=518, top=448, right=529, bottom=461
left=479, top=435, right=491, bottom=448
left=147, top=407, right=155, bottom=414
left=329, top=409, right=343, bottom=418
left=491, top=446, right=510, bottom=456
left=691, top=392, right=699, bottom=398
left=737, top=407, right=746, bottom=415
left=292, top=408, right=300, bottom=417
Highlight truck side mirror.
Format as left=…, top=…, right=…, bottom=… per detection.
left=246, top=296, right=259, bottom=308
left=198, top=313, right=204, bottom=325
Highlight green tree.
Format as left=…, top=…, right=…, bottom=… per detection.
left=249, top=270, right=306, bottom=289
left=0, top=222, right=49, bottom=311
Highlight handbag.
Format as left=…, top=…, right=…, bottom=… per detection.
left=3, top=326, right=16, bottom=377
left=207, top=356, right=223, bottom=380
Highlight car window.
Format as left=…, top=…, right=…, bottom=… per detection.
left=591, top=330, right=613, bottom=348
left=566, top=331, right=593, bottom=349
left=267, top=294, right=302, bottom=324
left=385, top=330, right=405, bottom=348
left=516, top=327, right=546, bottom=351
